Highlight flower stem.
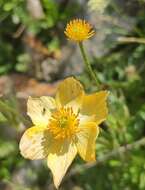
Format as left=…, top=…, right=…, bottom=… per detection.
left=79, top=42, right=100, bottom=88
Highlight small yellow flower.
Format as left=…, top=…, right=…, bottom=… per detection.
left=64, top=19, right=95, bottom=42
left=19, top=77, right=108, bottom=189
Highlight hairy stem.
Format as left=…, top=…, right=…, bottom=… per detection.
left=79, top=42, right=100, bottom=88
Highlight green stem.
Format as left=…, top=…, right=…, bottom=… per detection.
left=79, top=42, right=100, bottom=88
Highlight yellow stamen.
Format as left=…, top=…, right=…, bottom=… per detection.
left=64, top=19, right=95, bottom=42
left=48, top=107, right=80, bottom=140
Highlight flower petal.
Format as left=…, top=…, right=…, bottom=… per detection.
left=56, top=77, right=84, bottom=112
left=19, top=126, right=52, bottom=160
left=47, top=140, right=77, bottom=189
left=80, top=91, right=109, bottom=125
left=27, top=96, right=56, bottom=126
left=76, top=122, right=99, bottom=162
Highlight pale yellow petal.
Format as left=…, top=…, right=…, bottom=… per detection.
left=79, top=114, right=96, bottom=124
left=27, top=96, right=56, bottom=126
left=75, top=122, right=99, bottom=162
left=19, top=126, right=52, bottom=160
left=47, top=140, right=77, bottom=189
left=80, top=91, right=109, bottom=125
left=56, top=77, right=84, bottom=112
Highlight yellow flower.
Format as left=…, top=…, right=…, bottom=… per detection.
left=19, top=77, right=108, bottom=189
left=64, top=19, right=95, bottom=42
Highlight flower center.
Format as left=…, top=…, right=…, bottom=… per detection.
left=48, top=107, right=79, bottom=140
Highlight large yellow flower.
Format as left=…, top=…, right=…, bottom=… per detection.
left=19, top=77, right=108, bottom=188
left=64, top=19, right=95, bottom=42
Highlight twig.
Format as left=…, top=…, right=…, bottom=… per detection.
left=117, top=36, right=145, bottom=44
left=13, top=25, right=25, bottom=38
left=65, top=137, right=145, bottom=180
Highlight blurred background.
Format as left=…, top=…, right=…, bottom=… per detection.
left=0, top=0, right=145, bottom=189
